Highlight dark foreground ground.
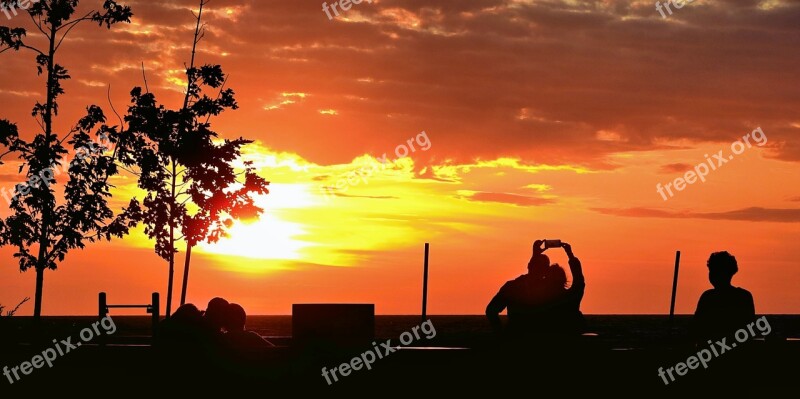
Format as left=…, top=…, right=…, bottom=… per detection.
left=1, top=315, right=798, bottom=396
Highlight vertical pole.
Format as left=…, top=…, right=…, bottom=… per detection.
left=422, top=243, right=430, bottom=323
left=151, top=292, right=160, bottom=343
left=180, top=244, right=193, bottom=306
left=669, top=251, right=681, bottom=326
left=98, top=292, right=107, bottom=320
left=166, top=261, right=174, bottom=319
left=98, top=292, right=107, bottom=346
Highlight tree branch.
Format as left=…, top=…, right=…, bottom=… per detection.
left=55, top=11, right=94, bottom=33
left=117, top=164, right=142, bottom=177
left=107, top=84, right=125, bottom=133
left=19, top=44, right=45, bottom=57
left=205, top=74, right=230, bottom=124
left=56, top=126, right=79, bottom=146
left=28, top=13, right=49, bottom=39
left=55, top=12, right=95, bottom=51
left=141, top=62, right=150, bottom=93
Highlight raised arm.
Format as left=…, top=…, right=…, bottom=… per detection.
left=528, top=239, right=546, bottom=267
left=563, top=243, right=584, bottom=287
left=561, top=242, right=585, bottom=313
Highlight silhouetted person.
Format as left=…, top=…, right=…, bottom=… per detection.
left=541, top=261, right=586, bottom=334
left=692, top=251, right=755, bottom=343
left=188, top=296, right=230, bottom=356
left=486, top=240, right=586, bottom=336
left=222, top=303, right=275, bottom=350
left=486, top=240, right=549, bottom=332
left=159, top=303, right=204, bottom=348
left=156, top=303, right=209, bottom=386
left=202, top=297, right=229, bottom=334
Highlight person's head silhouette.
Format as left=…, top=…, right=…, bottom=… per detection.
left=204, top=297, right=229, bottom=331
left=528, top=254, right=550, bottom=277
left=546, top=264, right=568, bottom=290
left=707, top=251, right=738, bottom=289
left=224, top=303, right=247, bottom=332
left=172, top=303, right=202, bottom=324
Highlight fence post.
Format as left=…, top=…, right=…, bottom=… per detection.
left=98, top=292, right=107, bottom=320
left=422, top=243, right=430, bottom=323
left=98, top=292, right=107, bottom=346
left=151, top=292, right=160, bottom=343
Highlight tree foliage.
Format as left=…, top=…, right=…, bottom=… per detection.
left=119, top=0, right=269, bottom=316
left=0, top=0, right=137, bottom=319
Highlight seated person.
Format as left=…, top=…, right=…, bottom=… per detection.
left=159, top=303, right=204, bottom=348
left=692, top=251, right=755, bottom=343
left=222, top=303, right=275, bottom=350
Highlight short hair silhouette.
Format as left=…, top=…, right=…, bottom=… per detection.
left=204, top=297, right=230, bottom=331
left=173, top=303, right=202, bottom=322
left=159, top=303, right=204, bottom=349
left=225, top=303, right=247, bottom=332
left=528, top=254, right=550, bottom=275
left=707, top=251, right=738, bottom=286
left=221, top=302, right=275, bottom=349
left=692, top=251, right=755, bottom=343
left=208, top=297, right=229, bottom=312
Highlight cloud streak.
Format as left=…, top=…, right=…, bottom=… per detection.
left=460, top=191, right=555, bottom=207
left=593, top=207, right=800, bottom=223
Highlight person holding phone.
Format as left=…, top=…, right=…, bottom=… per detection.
left=486, top=239, right=586, bottom=336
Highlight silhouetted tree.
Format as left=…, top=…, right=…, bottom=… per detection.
left=0, top=1, right=137, bottom=320
left=119, top=0, right=268, bottom=317
left=179, top=146, right=268, bottom=306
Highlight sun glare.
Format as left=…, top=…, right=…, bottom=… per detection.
left=196, top=183, right=319, bottom=268
left=198, top=214, right=308, bottom=262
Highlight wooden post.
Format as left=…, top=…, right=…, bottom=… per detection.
left=669, top=251, right=681, bottom=326
left=98, top=292, right=107, bottom=319
left=422, top=243, right=430, bottom=322
left=98, top=292, right=107, bottom=346
left=151, top=292, right=160, bottom=343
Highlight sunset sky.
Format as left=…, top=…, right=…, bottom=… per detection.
left=1, top=0, right=798, bottom=316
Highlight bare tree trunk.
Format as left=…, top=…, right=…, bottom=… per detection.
left=33, top=268, right=44, bottom=319
left=166, top=161, right=177, bottom=318
left=33, top=22, right=59, bottom=322
left=166, top=255, right=174, bottom=318
left=180, top=243, right=193, bottom=306
left=173, top=0, right=205, bottom=313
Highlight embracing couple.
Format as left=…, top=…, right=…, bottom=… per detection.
left=486, top=239, right=586, bottom=337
